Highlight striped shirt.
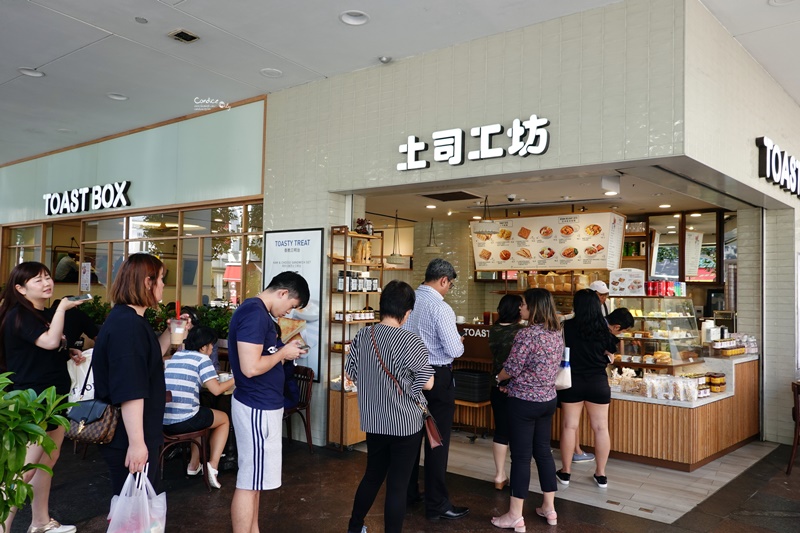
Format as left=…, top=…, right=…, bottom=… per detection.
left=402, top=284, right=464, bottom=365
left=345, top=324, right=434, bottom=436
left=163, top=350, right=218, bottom=425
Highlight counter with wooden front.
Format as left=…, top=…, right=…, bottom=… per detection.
left=455, top=322, right=760, bottom=471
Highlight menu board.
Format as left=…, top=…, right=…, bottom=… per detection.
left=684, top=231, right=703, bottom=277
left=609, top=268, right=646, bottom=296
left=471, top=212, right=626, bottom=271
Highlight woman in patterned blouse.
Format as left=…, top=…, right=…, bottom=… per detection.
left=491, top=289, right=564, bottom=530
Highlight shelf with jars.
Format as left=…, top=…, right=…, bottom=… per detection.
left=326, top=225, right=383, bottom=449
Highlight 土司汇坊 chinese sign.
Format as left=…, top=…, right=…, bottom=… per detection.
left=43, top=181, right=131, bottom=216
left=397, top=114, right=550, bottom=171
left=756, top=137, right=800, bottom=196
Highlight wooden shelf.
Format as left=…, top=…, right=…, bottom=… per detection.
left=331, top=319, right=379, bottom=324
left=621, top=256, right=647, bottom=260
left=625, top=232, right=647, bottom=238
left=613, top=359, right=704, bottom=371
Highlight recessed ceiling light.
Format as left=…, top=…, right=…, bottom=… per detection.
left=339, top=10, right=370, bottom=25
left=106, top=93, right=129, bottom=101
left=426, top=205, right=436, bottom=209
left=690, top=213, right=702, bottom=217
left=134, top=16, right=148, bottom=24
left=562, top=195, right=571, bottom=200
left=447, top=210, right=452, bottom=216
left=472, top=216, right=482, bottom=220
left=652, top=192, right=664, bottom=197
left=768, top=0, right=797, bottom=6
left=673, top=214, right=681, bottom=218
left=56, top=128, right=77, bottom=134
left=659, top=204, right=672, bottom=209
left=259, top=68, right=283, bottom=78
left=688, top=226, right=694, bottom=230
left=667, top=225, right=676, bottom=229
left=667, top=230, right=677, bottom=234
left=17, top=68, right=45, bottom=78
left=610, top=205, right=619, bottom=210
left=379, top=56, right=392, bottom=64
left=604, top=191, right=618, bottom=196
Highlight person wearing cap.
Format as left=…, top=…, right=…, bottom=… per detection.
left=588, top=280, right=610, bottom=316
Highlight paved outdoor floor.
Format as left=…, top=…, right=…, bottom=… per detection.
left=8, top=438, right=800, bottom=532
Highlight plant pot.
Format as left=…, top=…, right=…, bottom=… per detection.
left=217, top=338, right=228, bottom=349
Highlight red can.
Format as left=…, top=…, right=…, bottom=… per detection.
left=657, top=280, right=666, bottom=296
left=646, top=281, right=655, bottom=296
left=666, top=281, right=674, bottom=297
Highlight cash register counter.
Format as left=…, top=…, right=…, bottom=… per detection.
left=457, top=324, right=760, bottom=472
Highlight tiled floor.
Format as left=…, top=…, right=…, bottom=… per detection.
left=8, top=435, right=800, bottom=532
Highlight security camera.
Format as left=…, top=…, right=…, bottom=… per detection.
left=507, top=194, right=517, bottom=202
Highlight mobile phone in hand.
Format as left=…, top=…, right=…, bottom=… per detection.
left=298, top=344, right=310, bottom=350
left=67, top=294, right=92, bottom=301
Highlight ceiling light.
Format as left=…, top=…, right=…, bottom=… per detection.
left=610, top=205, right=619, bottom=210
left=339, top=10, right=370, bottom=25
left=259, top=68, right=283, bottom=78
left=688, top=226, right=694, bottom=230
left=668, top=230, right=677, bottom=234
left=667, top=225, right=676, bottom=229
left=56, top=128, right=77, bottom=134
left=473, top=196, right=500, bottom=235
left=17, top=68, right=45, bottom=78
left=135, top=17, right=148, bottom=24
left=379, top=56, right=392, bottom=64
left=386, top=210, right=404, bottom=264
left=426, top=205, right=436, bottom=209
left=472, top=215, right=482, bottom=220
left=447, top=210, right=452, bottom=216
left=562, top=195, right=571, bottom=200
left=673, top=214, right=681, bottom=218
left=423, top=218, right=441, bottom=254
left=659, top=204, right=672, bottom=209
left=690, top=213, right=702, bottom=217
left=601, top=174, right=620, bottom=196
left=652, top=192, right=664, bottom=197
left=768, top=0, right=797, bottom=6
left=106, top=93, right=129, bottom=101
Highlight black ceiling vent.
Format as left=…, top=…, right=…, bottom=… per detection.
left=421, top=191, right=481, bottom=202
left=169, top=29, right=199, bottom=43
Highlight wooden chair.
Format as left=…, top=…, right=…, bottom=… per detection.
left=787, top=381, right=800, bottom=475
left=159, top=391, right=211, bottom=491
left=284, top=365, right=315, bottom=453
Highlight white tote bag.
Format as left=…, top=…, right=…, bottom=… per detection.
left=555, top=347, right=572, bottom=390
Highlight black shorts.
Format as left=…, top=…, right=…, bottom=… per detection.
left=556, top=373, right=611, bottom=405
left=163, top=406, right=214, bottom=434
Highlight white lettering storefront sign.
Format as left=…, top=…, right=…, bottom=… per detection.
left=756, top=137, right=800, bottom=195
left=397, top=114, right=550, bottom=171
left=42, top=181, right=131, bottom=216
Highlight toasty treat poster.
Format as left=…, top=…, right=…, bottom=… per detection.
left=471, top=212, right=625, bottom=271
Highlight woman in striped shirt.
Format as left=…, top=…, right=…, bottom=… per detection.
left=492, top=288, right=564, bottom=530
left=163, top=325, right=234, bottom=489
left=345, top=280, right=435, bottom=533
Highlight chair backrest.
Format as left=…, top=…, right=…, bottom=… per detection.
left=293, top=365, right=315, bottom=409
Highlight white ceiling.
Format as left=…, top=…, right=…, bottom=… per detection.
left=1, top=1, right=798, bottom=197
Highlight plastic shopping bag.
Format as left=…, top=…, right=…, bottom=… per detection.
left=555, top=347, right=572, bottom=391
left=107, top=465, right=167, bottom=533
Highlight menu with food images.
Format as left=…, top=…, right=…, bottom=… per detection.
left=608, top=268, right=646, bottom=296
left=471, top=212, right=625, bottom=271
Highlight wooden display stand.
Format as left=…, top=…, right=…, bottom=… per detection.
left=327, top=390, right=365, bottom=447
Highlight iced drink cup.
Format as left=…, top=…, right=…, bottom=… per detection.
left=170, top=318, right=187, bottom=345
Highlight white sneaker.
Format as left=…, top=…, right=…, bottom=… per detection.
left=207, top=462, right=221, bottom=489
left=27, top=518, right=76, bottom=533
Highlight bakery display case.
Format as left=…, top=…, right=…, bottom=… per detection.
left=610, top=296, right=703, bottom=375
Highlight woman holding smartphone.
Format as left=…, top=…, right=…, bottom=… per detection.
left=0, top=262, right=87, bottom=533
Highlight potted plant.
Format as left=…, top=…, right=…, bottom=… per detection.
left=0, top=373, right=71, bottom=525
left=81, top=295, right=112, bottom=328
left=197, top=305, right=233, bottom=348
left=144, top=303, right=174, bottom=334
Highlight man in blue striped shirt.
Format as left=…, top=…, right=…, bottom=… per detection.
left=403, top=258, right=469, bottom=520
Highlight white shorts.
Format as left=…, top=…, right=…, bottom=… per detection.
left=232, top=396, right=284, bottom=491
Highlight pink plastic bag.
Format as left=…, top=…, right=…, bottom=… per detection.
left=107, top=465, right=166, bottom=533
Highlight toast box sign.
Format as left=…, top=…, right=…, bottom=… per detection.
left=42, top=181, right=131, bottom=216
left=397, top=114, right=550, bottom=171
left=756, top=137, right=800, bottom=196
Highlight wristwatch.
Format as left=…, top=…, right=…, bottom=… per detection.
left=495, top=374, right=501, bottom=384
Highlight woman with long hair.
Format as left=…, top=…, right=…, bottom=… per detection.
left=0, top=262, right=87, bottom=533
left=163, top=325, right=234, bottom=489
left=491, top=288, right=564, bottom=530
left=345, top=280, right=435, bottom=533
left=488, top=294, right=524, bottom=490
left=556, top=288, right=619, bottom=490
left=92, top=253, right=173, bottom=496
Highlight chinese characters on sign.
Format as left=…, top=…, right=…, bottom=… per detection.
left=397, top=114, right=550, bottom=171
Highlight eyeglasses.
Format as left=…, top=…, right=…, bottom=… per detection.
left=447, top=279, right=455, bottom=289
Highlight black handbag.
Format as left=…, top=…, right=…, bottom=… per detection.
left=65, top=359, right=120, bottom=444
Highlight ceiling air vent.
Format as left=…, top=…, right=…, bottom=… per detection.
left=169, top=29, right=199, bottom=43
left=421, top=191, right=481, bottom=202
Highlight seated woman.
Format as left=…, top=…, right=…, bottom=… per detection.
left=163, top=326, right=234, bottom=489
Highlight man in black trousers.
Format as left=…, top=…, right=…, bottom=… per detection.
left=403, top=258, right=469, bottom=520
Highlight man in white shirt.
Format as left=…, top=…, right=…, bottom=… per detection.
left=403, top=258, right=469, bottom=521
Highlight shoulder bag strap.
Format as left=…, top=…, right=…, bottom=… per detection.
left=78, top=357, right=93, bottom=399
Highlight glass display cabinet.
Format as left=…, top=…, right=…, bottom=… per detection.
left=609, top=296, right=703, bottom=374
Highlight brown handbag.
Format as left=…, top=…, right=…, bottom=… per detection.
left=65, top=360, right=120, bottom=444
left=369, top=326, right=442, bottom=448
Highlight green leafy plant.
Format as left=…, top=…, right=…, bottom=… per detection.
left=144, top=303, right=174, bottom=334
left=0, top=373, right=72, bottom=527
left=196, top=305, right=233, bottom=339
left=81, top=295, right=111, bottom=326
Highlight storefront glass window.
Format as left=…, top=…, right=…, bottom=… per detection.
left=129, top=213, right=179, bottom=239
left=83, top=217, right=126, bottom=242
left=83, top=243, right=110, bottom=299
left=247, top=203, right=263, bottom=233
left=181, top=238, right=200, bottom=303
left=10, top=226, right=42, bottom=246
left=201, top=235, right=242, bottom=307
left=685, top=212, right=717, bottom=283
left=245, top=234, right=264, bottom=298
left=649, top=214, right=679, bottom=280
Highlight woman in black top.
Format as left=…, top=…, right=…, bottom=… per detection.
left=556, top=289, right=618, bottom=490
left=92, top=254, right=172, bottom=496
left=488, top=294, right=524, bottom=491
left=0, top=262, right=87, bottom=533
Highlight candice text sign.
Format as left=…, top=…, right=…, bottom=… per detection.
left=756, top=137, right=800, bottom=196
left=397, top=114, right=550, bottom=171
left=43, top=181, right=131, bottom=216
